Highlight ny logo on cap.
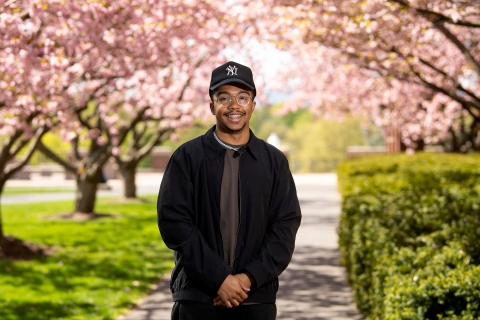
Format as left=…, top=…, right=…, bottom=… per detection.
left=226, top=65, right=238, bottom=76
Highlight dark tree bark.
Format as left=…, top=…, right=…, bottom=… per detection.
left=448, top=127, right=459, bottom=153
left=118, top=161, right=137, bottom=199
left=442, top=113, right=479, bottom=153
left=0, top=181, right=4, bottom=243
left=38, top=137, right=110, bottom=214
left=414, top=138, right=425, bottom=151
left=0, top=125, right=48, bottom=243
left=115, top=128, right=172, bottom=199
left=75, top=170, right=101, bottom=213
left=474, top=125, right=480, bottom=152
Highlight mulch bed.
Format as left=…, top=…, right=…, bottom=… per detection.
left=45, top=212, right=115, bottom=221
left=1, top=212, right=113, bottom=260
left=0, top=236, right=55, bottom=260
left=104, top=197, right=153, bottom=204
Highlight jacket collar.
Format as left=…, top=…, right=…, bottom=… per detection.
left=204, top=125, right=258, bottom=161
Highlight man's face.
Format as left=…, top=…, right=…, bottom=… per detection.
left=210, top=84, right=256, bottom=135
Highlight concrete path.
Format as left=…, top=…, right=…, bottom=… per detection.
left=2, top=173, right=164, bottom=205
left=119, top=173, right=363, bottom=320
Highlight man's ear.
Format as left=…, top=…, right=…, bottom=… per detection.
left=210, top=102, right=215, bottom=115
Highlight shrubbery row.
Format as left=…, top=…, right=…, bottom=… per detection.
left=337, top=153, right=480, bottom=319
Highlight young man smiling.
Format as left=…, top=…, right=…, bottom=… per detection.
left=157, top=61, right=301, bottom=320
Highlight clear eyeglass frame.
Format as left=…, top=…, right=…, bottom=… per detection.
left=213, top=93, right=251, bottom=108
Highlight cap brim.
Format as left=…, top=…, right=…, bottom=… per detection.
left=210, top=78, right=255, bottom=91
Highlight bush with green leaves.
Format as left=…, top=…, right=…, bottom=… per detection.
left=337, top=153, right=480, bottom=319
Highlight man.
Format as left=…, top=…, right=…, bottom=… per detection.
left=157, top=61, right=301, bottom=320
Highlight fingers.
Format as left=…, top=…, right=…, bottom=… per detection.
left=239, top=285, right=249, bottom=297
left=234, top=273, right=253, bottom=289
left=213, top=296, right=228, bottom=307
left=219, top=298, right=239, bottom=308
left=213, top=296, right=245, bottom=307
left=215, top=275, right=250, bottom=308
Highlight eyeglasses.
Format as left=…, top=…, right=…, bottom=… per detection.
left=213, top=93, right=251, bottom=108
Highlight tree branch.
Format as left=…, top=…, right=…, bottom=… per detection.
left=456, top=84, right=480, bottom=108
left=76, top=107, right=94, bottom=131
left=389, top=0, right=480, bottom=28
left=0, top=130, right=23, bottom=170
left=70, top=136, right=82, bottom=161
left=85, top=145, right=112, bottom=177
left=387, top=0, right=480, bottom=75
left=132, top=125, right=148, bottom=151
left=135, top=128, right=172, bottom=163
left=177, top=55, right=206, bottom=101
left=37, top=141, right=77, bottom=173
left=417, top=56, right=480, bottom=107
left=5, top=126, right=49, bottom=180
left=410, top=66, right=480, bottom=121
left=434, top=23, right=480, bottom=75
left=87, top=141, right=111, bottom=168
left=116, top=106, right=150, bottom=145
left=418, top=57, right=450, bottom=78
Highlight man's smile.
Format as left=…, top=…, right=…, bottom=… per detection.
left=227, top=114, right=243, bottom=118
left=225, top=113, right=245, bottom=120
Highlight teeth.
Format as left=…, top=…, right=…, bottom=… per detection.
left=227, top=114, right=242, bottom=118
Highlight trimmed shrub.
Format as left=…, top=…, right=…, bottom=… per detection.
left=337, top=153, right=480, bottom=319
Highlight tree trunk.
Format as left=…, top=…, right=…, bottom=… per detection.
left=0, top=178, right=5, bottom=244
left=449, top=127, right=458, bottom=152
left=474, top=125, right=480, bottom=151
left=75, top=172, right=100, bottom=213
left=119, top=162, right=137, bottom=199
left=414, top=138, right=425, bottom=151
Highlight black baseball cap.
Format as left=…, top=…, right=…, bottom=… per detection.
left=209, top=61, right=256, bottom=99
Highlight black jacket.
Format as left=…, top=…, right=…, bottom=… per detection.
left=157, top=126, right=301, bottom=304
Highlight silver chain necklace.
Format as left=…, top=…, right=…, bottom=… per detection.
left=213, top=131, right=239, bottom=151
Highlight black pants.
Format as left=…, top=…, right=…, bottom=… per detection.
left=171, top=302, right=277, bottom=320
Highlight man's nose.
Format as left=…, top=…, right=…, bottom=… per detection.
left=228, top=98, right=241, bottom=109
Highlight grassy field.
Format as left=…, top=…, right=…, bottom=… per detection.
left=0, top=196, right=174, bottom=320
left=3, top=187, right=75, bottom=195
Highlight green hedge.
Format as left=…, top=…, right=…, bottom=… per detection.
left=337, top=153, right=480, bottom=319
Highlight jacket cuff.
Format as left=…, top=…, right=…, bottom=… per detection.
left=242, top=265, right=263, bottom=289
left=211, top=262, right=232, bottom=293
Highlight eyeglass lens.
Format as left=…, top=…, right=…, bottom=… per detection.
left=216, top=93, right=250, bottom=107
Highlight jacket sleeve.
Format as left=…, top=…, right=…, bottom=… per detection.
left=157, top=149, right=232, bottom=294
left=242, top=157, right=301, bottom=288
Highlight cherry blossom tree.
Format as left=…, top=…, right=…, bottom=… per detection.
left=107, top=56, right=218, bottom=199
left=0, top=2, right=70, bottom=243
left=24, top=0, right=234, bottom=212
left=262, top=0, right=480, bottom=151
left=272, top=44, right=464, bottom=151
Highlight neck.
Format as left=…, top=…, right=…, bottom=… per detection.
left=214, top=126, right=250, bottom=145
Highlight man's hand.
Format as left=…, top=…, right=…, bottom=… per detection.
left=214, top=275, right=249, bottom=308
left=234, top=272, right=255, bottom=289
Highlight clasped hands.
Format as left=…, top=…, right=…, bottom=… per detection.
left=214, top=273, right=253, bottom=308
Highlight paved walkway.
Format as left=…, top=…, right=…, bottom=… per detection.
left=119, top=173, right=364, bottom=320
left=2, top=173, right=164, bottom=204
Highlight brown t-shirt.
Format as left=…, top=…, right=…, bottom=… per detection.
left=212, top=135, right=260, bottom=305
left=220, top=148, right=241, bottom=267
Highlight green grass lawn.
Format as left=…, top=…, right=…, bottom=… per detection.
left=3, top=187, right=75, bottom=195
left=0, top=196, right=174, bottom=320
